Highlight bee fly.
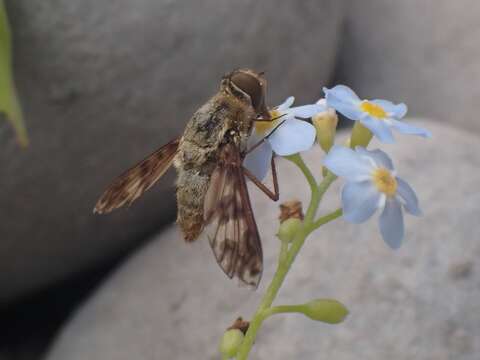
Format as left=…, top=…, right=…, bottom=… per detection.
left=94, top=69, right=281, bottom=287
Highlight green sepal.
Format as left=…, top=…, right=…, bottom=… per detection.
left=277, top=218, right=302, bottom=243
left=350, top=122, right=372, bottom=149
left=219, top=329, right=244, bottom=359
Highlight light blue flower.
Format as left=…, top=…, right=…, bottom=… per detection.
left=244, top=97, right=322, bottom=180
left=323, top=85, right=431, bottom=143
left=323, top=145, right=422, bottom=249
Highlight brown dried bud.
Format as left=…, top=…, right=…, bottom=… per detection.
left=227, top=317, right=250, bottom=335
left=279, top=200, right=304, bottom=223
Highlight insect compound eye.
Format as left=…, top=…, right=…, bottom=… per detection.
left=230, top=71, right=264, bottom=111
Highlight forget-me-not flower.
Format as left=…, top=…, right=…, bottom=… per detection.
left=244, top=97, right=322, bottom=180
left=323, top=145, right=422, bottom=249
left=323, top=85, right=431, bottom=143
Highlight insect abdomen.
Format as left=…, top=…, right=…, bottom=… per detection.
left=175, top=167, right=211, bottom=241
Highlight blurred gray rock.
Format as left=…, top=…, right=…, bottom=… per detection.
left=336, top=0, right=480, bottom=133
left=0, top=0, right=344, bottom=302
left=46, top=120, right=480, bottom=359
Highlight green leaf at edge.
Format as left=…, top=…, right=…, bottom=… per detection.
left=0, top=0, right=28, bottom=147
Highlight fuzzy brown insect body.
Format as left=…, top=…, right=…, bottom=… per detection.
left=94, top=69, right=274, bottom=287
left=174, top=85, right=256, bottom=241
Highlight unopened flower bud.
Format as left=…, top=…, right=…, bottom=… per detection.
left=301, top=299, right=349, bottom=324
left=277, top=218, right=302, bottom=243
left=219, top=329, right=244, bottom=358
left=312, top=106, right=338, bottom=153
left=350, top=122, right=373, bottom=148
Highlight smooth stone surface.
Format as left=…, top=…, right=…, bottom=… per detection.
left=0, top=0, right=344, bottom=302
left=47, top=120, right=480, bottom=360
left=336, top=0, right=480, bottom=133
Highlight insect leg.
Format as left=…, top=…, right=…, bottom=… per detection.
left=242, top=156, right=279, bottom=201
left=246, top=118, right=287, bottom=155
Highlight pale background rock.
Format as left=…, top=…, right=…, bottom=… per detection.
left=335, top=0, right=480, bottom=133
left=0, top=0, right=345, bottom=302
left=46, top=120, right=480, bottom=360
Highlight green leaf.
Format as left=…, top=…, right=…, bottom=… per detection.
left=0, top=0, right=28, bottom=147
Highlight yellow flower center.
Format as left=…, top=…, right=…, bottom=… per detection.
left=360, top=101, right=387, bottom=119
left=255, top=109, right=281, bottom=135
left=372, top=167, right=397, bottom=196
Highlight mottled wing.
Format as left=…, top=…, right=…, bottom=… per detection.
left=204, top=143, right=263, bottom=288
left=94, top=138, right=180, bottom=214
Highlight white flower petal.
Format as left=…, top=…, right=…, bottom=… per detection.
left=389, top=119, right=432, bottom=138
left=277, top=96, right=295, bottom=111
left=342, top=181, right=381, bottom=223
left=323, top=85, right=364, bottom=120
left=379, top=198, right=404, bottom=249
left=244, top=140, right=273, bottom=181
left=396, top=177, right=422, bottom=216
left=323, top=145, right=375, bottom=182
left=324, top=85, right=361, bottom=102
left=361, top=116, right=395, bottom=143
left=355, top=147, right=395, bottom=171
left=371, top=99, right=408, bottom=119
left=268, top=118, right=316, bottom=156
left=316, top=98, right=327, bottom=107
left=288, top=104, right=324, bottom=118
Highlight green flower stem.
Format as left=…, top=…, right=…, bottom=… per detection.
left=308, top=208, right=343, bottom=232
left=278, top=236, right=289, bottom=263
left=308, top=171, right=337, bottom=221
left=262, top=304, right=305, bottom=318
left=285, top=154, right=319, bottom=222
left=235, top=155, right=339, bottom=360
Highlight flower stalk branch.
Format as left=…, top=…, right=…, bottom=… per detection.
left=309, top=208, right=343, bottom=232
left=235, top=155, right=340, bottom=359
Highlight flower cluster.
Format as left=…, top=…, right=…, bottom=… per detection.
left=245, top=85, right=430, bottom=248
left=220, top=83, right=431, bottom=359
